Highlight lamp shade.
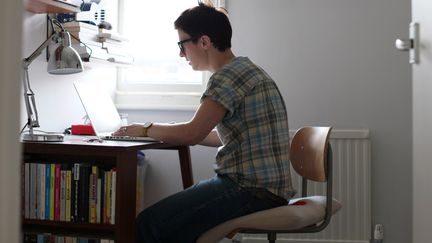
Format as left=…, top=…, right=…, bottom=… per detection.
left=48, top=31, right=83, bottom=74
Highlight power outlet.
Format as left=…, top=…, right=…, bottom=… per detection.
left=372, top=224, right=384, bottom=243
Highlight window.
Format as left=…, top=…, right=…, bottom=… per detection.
left=116, top=0, right=225, bottom=110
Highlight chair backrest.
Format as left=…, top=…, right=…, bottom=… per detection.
left=290, top=126, right=334, bottom=232
left=290, top=126, right=332, bottom=182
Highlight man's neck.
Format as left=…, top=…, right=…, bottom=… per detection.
left=208, top=49, right=236, bottom=73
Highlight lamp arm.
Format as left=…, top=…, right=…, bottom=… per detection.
left=21, top=31, right=58, bottom=133
left=22, top=32, right=57, bottom=68
left=22, top=67, right=39, bottom=131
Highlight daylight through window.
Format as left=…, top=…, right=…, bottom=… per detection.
left=116, top=0, right=224, bottom=110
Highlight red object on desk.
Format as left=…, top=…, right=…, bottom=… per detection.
left=71, top=124, right=96, bottom=135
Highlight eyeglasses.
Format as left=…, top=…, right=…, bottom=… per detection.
left=177, top=38, right=194, bottom=54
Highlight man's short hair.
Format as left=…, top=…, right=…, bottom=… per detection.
left=174, top=2, right=232, bottom=52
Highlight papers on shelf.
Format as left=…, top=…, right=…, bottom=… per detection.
left=61, top=22, right=133, bottom=65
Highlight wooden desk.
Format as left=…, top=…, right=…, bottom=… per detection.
left=21, top=136, right=193, bottom=243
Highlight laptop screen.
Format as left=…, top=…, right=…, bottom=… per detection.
left=74, top=82, right=123, bottom=136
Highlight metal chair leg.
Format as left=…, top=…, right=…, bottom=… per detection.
left=268, top=232, right=276, bottom=243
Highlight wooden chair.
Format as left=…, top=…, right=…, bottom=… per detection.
left=197, top=126, right=341, bottom=243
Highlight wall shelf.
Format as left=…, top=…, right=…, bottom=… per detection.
left=25, top=0, right=80, bottom=13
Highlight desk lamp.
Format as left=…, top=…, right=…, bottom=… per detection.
left=21, top=18, right=83, bottom=142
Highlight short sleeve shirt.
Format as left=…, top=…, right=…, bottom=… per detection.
left=201, top=57, right=295, bottom=199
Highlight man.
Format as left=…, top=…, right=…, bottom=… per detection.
left=114, top=1, right=295, bottom=242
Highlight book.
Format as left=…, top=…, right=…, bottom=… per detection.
left=104, top=170, right=111, bottom=224
left=110, top=168, right=116, bottom=224
left=79, top=164, right=90, bottom=222
left=98, top=167, right=106, bottom=224
left=62, top=21, right=99, bottom=31
left=23, top=233, right=37, bottom=243
left=60, top=165, right=67, bottom=221
left=64, top=236, right=73, bottom=243
left=65, top=169, right=72, bottom=222
left=35, top=163, right=41, bottom=219
left=88, top=173, right=95, bottom=223
left=39, top=164, right=46, bottom=220
left=49, top=164, right=55, bottom=221
left=24, top=163, right=30, bottom=218
left=54, top=164, right=61, bottom=221
left=29, top=163, right=37, bottom=219
left=36, top=234, right=45, bottom=243
left=45, top=164, right=51, bottom=220
left=72, top=163, right=80, bottom=222
left=96, top=170, right=102, bottom=223
left=89, top=165, right=98, bottom=223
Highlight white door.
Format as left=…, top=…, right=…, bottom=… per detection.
left=412, top=0, right=432, bottom=242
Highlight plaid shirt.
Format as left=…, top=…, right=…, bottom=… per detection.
left=202, top=57, right=295, bottom=199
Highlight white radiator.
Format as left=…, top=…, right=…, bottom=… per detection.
left=241, top=129, right=372, bottom=243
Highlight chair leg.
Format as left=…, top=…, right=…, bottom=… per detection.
left=267, top=232, right=276, bottom=243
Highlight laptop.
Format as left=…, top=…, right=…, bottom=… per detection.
left=73, top=82, right=156, bottom=142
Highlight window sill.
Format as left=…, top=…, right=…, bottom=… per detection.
left=115, top=91, right=201, bottom=111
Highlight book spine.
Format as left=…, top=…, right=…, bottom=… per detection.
left=39, top=164, right=46, bottom=220
left=96, top=170, right=102, bottom=223
left=89, top=165, right=98, bottom=223
left=54, top=164, right=61, bottom=221
left=35, top=163, right=41, bottom=219
left=99, top=168, right=105, bottom=224
left=102, top=170, right=107, bottom=224
left=65, top=169, right=72, bottom=222
left=60, top=166, right=66, bottom=221
left=79, top=165, right=90, bottom=222
left=45, top=164, right=51, bottom=220
left=24, top=163, right=30, bottom=219
left=36, top=234, right=44, bottom=243
left=29, top=163, right=37, bottom=219
left=88, top=173, right=95, bottom=223
left=62, top=21, right=99, bottom=31
left=72, top=163, right=80, bottom=222
left=105, top=170, right=111, bottom=224
left=49, top=164, right=55, bottom=221
left=110, top=168, right=116, bottom=225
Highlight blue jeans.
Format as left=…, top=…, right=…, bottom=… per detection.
left=136, top=174, right=287, bottom=243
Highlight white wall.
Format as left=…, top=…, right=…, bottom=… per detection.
left=228, top=2, right=411, bottom=242
left=23, top=0, right=412, bottom=242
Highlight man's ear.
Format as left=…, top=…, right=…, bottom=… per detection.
left=200, top=35, right=212, bottom=50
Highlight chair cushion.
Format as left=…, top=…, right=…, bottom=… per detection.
left=197, top=196, right=342, bottom=243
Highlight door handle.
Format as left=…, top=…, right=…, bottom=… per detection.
left=395, top=39, right=413, bottom=51
left=395, top=22, right=419, bottom=64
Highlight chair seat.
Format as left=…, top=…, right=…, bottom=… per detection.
left=197, top=196, right=342, bottom=243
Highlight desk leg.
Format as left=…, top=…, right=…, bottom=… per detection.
left=115, top=151, right=137, bottom=243
left=177, top=146, right=194, bottom=189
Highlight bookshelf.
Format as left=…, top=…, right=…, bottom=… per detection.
left=22, top=136, right=193, bottom=243
left=25, top=0, right=81, bottom=13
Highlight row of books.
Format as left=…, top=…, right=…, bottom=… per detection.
left=23, top=163, right=116, bottom=224
left=23, top=233, right=113, bottom=243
